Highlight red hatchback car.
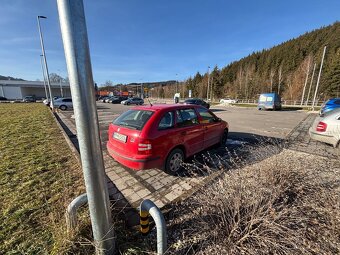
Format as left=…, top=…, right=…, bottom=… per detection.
left=106, top=104, right=229, bottom=173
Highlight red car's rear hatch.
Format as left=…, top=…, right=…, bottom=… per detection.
left=107, top=109, right=154, bottom=158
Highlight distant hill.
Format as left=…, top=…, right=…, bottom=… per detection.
left=164, top=22, right=340, bottom=100
left=0, top=75, right=25, bottom=81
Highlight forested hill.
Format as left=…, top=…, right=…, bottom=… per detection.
left=0, top=75, right=25, bottom=81
left=184, top=21, right=340, bottom=101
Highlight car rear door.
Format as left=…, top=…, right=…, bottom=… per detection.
left=196, top=107, right=223, bottom=148
left=175, top=108, right=204, bottom=156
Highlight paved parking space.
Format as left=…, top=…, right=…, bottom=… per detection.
left=57, top=103, right=310, bottom=210
left=287, top=113, right=339, bottom=158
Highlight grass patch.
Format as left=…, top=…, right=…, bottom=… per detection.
left=0, top=104, right=88, bottom=254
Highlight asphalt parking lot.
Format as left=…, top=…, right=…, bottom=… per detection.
left=57, top=102, right=310, bottom=211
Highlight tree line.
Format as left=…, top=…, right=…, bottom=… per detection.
left=160, top=22, right=340, bottom=100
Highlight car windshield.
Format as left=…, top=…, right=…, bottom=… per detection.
left=113, top=110, right=153, bottom=130
left=185, top=99, right=196, bottom=103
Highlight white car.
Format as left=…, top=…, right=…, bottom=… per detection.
left=309, top=108, right=340, bottom=147
left=220, top=98, right=237, bottom=104
left=53, top=97, right=73, bottom=110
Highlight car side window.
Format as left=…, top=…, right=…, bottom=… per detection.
left=63, top=99, right=72, bottom=102
left=158, top=111, right=174, bottom=130
left=334, top=100, right=340, bottom=105
left=197, top=107, right=216, bottom=123
left=176, top=109, right=199, bottom=127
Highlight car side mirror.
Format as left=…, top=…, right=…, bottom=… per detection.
left=215, top=117, right=221, bottom=122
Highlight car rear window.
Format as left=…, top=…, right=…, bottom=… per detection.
left=113, top=110, right=153, bottom=130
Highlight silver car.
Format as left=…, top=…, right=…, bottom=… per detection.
left=309, top=108, right=340, bottom=147
left=53, top=97, right=73, bottom=110
left=121, top=97, right=144, bottom=105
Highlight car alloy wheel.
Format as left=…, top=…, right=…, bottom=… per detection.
left=59, top=105, right=67, bottom=111
left=166, top=148, right=184, bottom=173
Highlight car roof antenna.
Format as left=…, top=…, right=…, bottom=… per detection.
left=147, top=97, right=153, bottom=106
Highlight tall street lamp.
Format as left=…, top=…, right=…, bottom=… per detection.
left=39, top=54, right=49, bottom=100
left=37, top=15, right=54, bottom=109
left=58, top=69, right=64, bottom=97
left=207, top=66, right=210, bottom=101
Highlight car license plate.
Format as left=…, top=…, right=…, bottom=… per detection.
left=113, top=132, right=127, bottom=143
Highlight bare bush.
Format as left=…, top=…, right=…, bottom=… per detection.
left=166, top=149, right=340, bottom=255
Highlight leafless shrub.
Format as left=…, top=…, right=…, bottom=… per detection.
left=166, top=149, right=340, bottom=255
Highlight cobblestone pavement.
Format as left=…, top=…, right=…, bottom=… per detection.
left=56, top=105, right=309, bottom=214
left=287, top=113, right=339, bottom=158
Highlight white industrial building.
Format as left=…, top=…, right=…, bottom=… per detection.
left=0, top=80, right=71, bottom=100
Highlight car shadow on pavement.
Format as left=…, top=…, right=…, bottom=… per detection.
left=281, top=107, right=304, bottom=111
left=175, top=132, right=284, bottom=178
left=210, top=109, right=229, bottom=113
left=96, top=105, right=111, bottom=110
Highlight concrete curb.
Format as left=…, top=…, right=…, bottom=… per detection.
left=51, top=110, right=82, bottom=164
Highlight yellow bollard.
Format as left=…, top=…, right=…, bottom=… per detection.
left=140, top=210, right=149, bottom=235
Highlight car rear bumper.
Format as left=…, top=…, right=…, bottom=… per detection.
left=308, top=128, right=338, bottom=147
left=107, top=143, right=162, bottom=170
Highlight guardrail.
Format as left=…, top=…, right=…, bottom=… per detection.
left=140, top=199, right=167, bottom=255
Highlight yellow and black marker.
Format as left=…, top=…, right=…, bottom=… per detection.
left=140, top=210, right=149, bottom=235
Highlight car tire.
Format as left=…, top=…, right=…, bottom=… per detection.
left=165, top=148, right=184, bottom=173
left=126, top=102, right=130, bottom=105
left=59, top=105, right=67, bottom=111
left=220, top=129, right=228, bottom=147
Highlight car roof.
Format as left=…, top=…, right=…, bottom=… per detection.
left=132, top=103, right=201, bottom=111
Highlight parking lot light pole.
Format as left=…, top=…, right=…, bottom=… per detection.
left=207, top=66, right=210, bottom=101
left=312, top=46, right=327, bottom=111
left=56, top=0, right=115, bottom=254
left=39, top=55, right=49, bottom=101
left=37, top=15, right=54, bottom=109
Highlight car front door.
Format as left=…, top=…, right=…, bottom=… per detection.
left=196, top=107, right=223, bottom=148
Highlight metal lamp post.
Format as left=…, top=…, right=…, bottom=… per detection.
left=39, top=54, right=49, bottom=101
left=37, top=15, right=54, bottom=109
left=207, top=66, right=210, bottom=101
left=58, top=69, right=64, bottom=97
left=56, top=0, right=115, bottom=253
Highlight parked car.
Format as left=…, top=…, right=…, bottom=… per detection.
left=121, top=97, right=144, bottom=105
left=257, top=92, right=281, bottom=110
left=220, top=98, right=238, bottom=104
left=184, top=98, right=210, bottom=109
left=109, top=96, right=128, bottom=104
left=43, top=96, right=60, bottom=106
left=319, top=98, right=340, bottom=116
left=0, top=96, right=7, bottom=101
left=104, top=96, right=115, bottom=103
left=23, top=96, right=36, bottom=102
left=99, top=96, right=109, bottom=103
left=309, top=108, right=340, bottom=148
left=53, top=97, right=73, bottom=110
left=106, top=104, right=229, bottom=172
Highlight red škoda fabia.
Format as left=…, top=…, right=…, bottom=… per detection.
left=107, top=104, right=229, bottom=173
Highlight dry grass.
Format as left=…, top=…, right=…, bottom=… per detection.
left=0, top=104, right=90, bottom=254
left=164, top=149, right=340, bottom=254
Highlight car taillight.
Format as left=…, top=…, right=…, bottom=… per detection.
left=138, top=139, right=152, bottom=155
left=316, top=121, right=327, bottom=132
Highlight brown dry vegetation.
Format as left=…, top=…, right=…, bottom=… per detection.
left=164, top=149, right=340, bottom=255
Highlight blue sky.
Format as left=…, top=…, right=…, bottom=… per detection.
left=1, top=0, right=339, bottom=85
